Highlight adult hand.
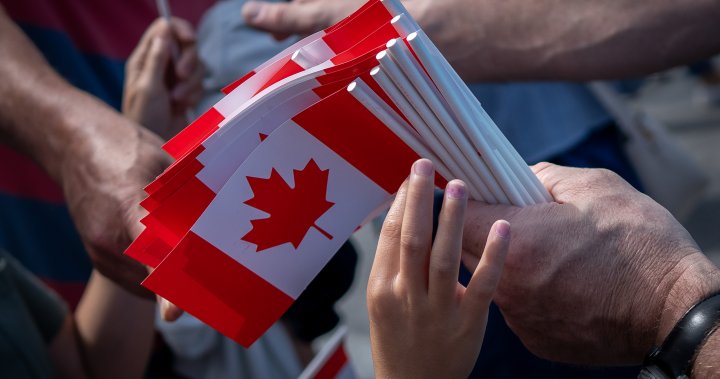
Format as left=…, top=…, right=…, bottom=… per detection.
left=59, top=115, right=172, bottom=298
left=241, top=0, right=367, bottom=40
left=367, top=159, right=509, bottom=379
left=123, top=17, right=204, bottom=140
left=461, top=163, right=720, bottom=365
left=240, top=0, right=481, bottom=75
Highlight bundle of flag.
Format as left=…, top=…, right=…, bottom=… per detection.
left=125, top=0, right=551, bottom=347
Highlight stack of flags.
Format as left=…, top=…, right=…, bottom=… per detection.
left=125, top=0, right=551, bottom=348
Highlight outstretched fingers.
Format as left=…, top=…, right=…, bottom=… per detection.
left=428, top=179, right=467, bottom=306
left=398, top=159, right=436, bottom=296
left=463, top=220, right=510, bottom=314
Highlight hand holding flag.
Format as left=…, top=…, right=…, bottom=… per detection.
left=125, top=0, right=549, bottom=347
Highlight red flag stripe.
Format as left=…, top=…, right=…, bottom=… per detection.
left=140, top=176, right=215, bottom=250
left=254, top=59, right=306, bottom=96
left=314, top=346, right=349, bottom=379
left=222, top=70, right=256, bottom=95
left=321, top=0, right=393, bottom=53
left=124, top=229, right=172, bottom=268
left=293, top=88, right=419, bottom=194
left=163, top=107, right=225, bottom=160
left=142, top=231, right=294, bottom=347
left=329, top=21, right=401, bottom=65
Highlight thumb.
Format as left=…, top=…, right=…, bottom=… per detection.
left=242, top=1, right=328, bottom=35
left=142, top=36, right=171, bottom=85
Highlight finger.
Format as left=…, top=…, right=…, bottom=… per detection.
left=174, top=44, right=198, bottom=80
left=428, top=180, right=467, bottom=306
left=169, top=17, right=196, bottom=43
left=159, top=296, right=184, bottom=321
left=370, top=180, right=409, bottom=282
left=139, top=36, right=171, bottom=86
left=128, top=19, right=173, bottom=79
left=126, top=35, right=153, bottom=79
left=461, top=197, right=519, bottom=263
left=242, top=1, right=330, bottom=35
left=463, top=220, right=510, bottom=313
left=398, top=159, right=435, bottom=295
left=171, top=62, right=204, bottom=104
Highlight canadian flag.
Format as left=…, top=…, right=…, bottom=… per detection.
left=125, top=44, right=403, bottom=268
left=299, top=327, right=355, bottom=379
left=142, top=88, right=430, bottom=346
left=161, top=0, right=411, bottom=162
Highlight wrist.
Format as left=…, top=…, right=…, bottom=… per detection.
left=693, top=325, right=720, bottom=378
left=655, top=251, right=720, bottom=347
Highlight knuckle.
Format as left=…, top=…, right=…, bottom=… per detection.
left=399, top=233, right=425, bottom=254
left=379, top=216, right=402, bottom=239
left=431, top=256, right=457, bottom=278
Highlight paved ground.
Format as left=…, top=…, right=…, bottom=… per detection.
left=331, top=69, right=720, bottom=378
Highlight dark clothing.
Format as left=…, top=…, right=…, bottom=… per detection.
left=0, top=250, right=67, bottom=379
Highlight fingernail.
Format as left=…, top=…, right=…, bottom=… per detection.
left=495, top=220, right=511, bottom=239
left=243, top=2, right=262, bottom=22
left=446, top=180, right=466, bottom=199
left=413, top=159, right=433, bottom=177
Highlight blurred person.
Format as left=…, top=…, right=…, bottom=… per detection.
left=239, top=0, right=720, bottom=82
left=0, top=0, right=213, bottom=304
left=0, top=2, right=212, bottom=377
left=367, top=159, right=510, bottom=379
left=689, top=59, right=720, bottom=106
left=0, top=249, right=155, bottom=379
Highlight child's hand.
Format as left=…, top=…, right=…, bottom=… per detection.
left=367, top=159, right=510, bottom=379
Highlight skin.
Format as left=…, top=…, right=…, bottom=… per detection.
left=240, top=0, right=720, bottom=81
left=122, top=17, right=204, bottom=319
left=123, top=17, right=205, bottom=140
left=48, top=270, right=155, bottom=379
left=367, top=159, right=510, bottom=379
left=0, top=6, right=170, bottom=297
left=459, top=163, right=720, bottom=375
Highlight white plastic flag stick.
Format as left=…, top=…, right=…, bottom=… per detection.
left=348, top=79, right=463, bottom=196
left=379, top=0, right=548, bottom=203
left=368, top=66, right=486, bottom=201
left=405, top=31, right=552, bottom=204
left=298, top=326, right=355, bottom=379
left=390, top=37, right=527, bottom=206
left=155, top=0, right=180, bottom=62
left=384, top=38, right=523, bottom=205
left=368, top=67, right=427, bottom=146
left=494, top=149, right=531, bottom=206
left=376, top=50, right=497, bottom=202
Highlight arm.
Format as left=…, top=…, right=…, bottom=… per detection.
left=367, top=159, right=509, bottom=379
left=48, top=270, right=155, bottom=379
left=241, top=0, right=720, bottom=81
left=0, top=6, right=171, bottom=296
left=461, top=163, right=720, bottom=371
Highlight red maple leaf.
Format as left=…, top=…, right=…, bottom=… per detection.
left=242, top=159, right=335, bottom=252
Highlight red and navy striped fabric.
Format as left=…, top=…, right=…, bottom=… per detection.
left=0, top=0, right=214, bottom=307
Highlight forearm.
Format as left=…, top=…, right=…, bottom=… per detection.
left=424, top=0, right=720, bottom=81
left=74, top=271, right=155, bottom=379
left=0, top=7, right=142, bottom=184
